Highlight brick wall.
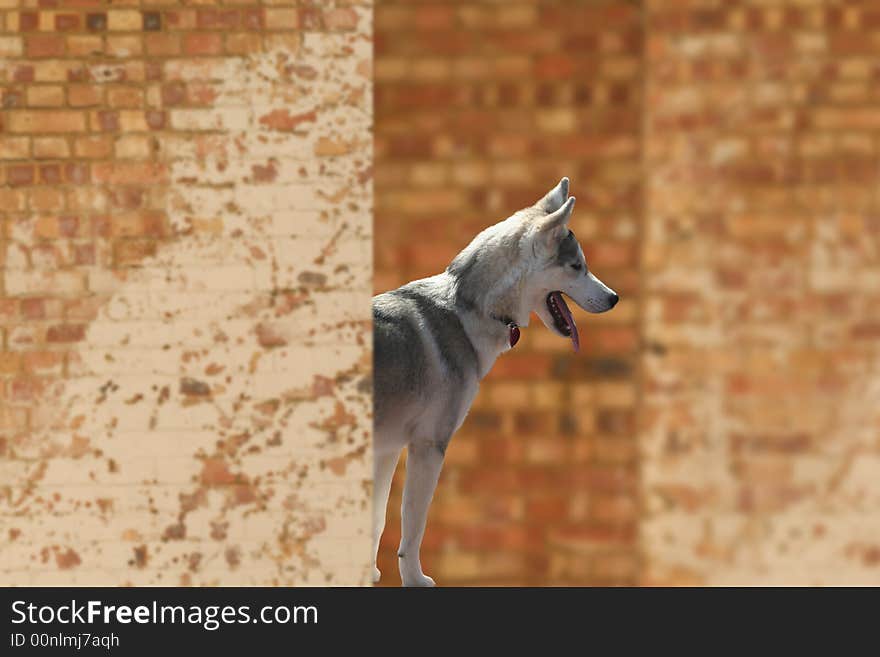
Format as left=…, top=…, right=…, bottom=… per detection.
left=0, top=1, right=373, bottom=585
left=375, top=0, right=643, bottom=585
left=377, top=0, right=880, bottom=587
left=6, top=0, right=879, bottom=588
left=642, top=0, right=880, bottom=585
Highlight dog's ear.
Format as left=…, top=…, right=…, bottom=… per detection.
left=537, top=196, right=575, bottom=243
left=535, top=177, right=569, bottom=213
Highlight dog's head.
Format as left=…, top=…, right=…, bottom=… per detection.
left=518, top=177, right=618, bottom=351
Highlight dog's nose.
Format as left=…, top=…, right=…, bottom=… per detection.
left=608, top=293, right=619, bottom=308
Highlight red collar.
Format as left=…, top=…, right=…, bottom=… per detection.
left=508, top=323, right=520, bottom=348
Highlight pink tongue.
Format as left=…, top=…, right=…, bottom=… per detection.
left=551, top=291, right=580, bottom=352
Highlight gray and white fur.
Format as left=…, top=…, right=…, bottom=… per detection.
left=373, top=178, right=618, bottom=586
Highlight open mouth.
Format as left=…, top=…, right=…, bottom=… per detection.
left=546, top=291, right=580, bottom=352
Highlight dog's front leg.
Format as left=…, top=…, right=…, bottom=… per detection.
left=372, top=448, right=400, bottom=583
left=398, top=440, right=446, bottom=586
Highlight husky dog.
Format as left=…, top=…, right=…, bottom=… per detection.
left=373, top=178, right=618, bottom=586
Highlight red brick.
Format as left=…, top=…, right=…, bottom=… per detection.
left=298, top=8, right=323, bottom=30
left=145, top=111, right=165, bottom=130
left=114, top=239, right=157, bottom=265
left=73, top=243, right=96, bottom=266
left=163, top=10, right=195, bottom=31
left=183, top=33, right=222, bottom=55
left=7, top=165, right=35, bottom=186
left=55, top=14, right=80, bottom=31
left=64, top=163, right=89, bottom=185
left=96, top=111, right=118, bottom=132
left=161, top=82, right=186, bottom=106
left=197, top=9, right=239, bottom=30
left=39, top=164, right=61, bottom=184
left=92, top=162, right=166, bottom=184
left=69, top=85, right=102, bottom=107
left=242, top=8, right=263, bottom=30
left=145, top=34, right=180, bottom=56
left=46, top=324, right=86, bottom=343
left=324, top=8, right=359, bottom=31
left=26, top=35, right=64, bottom=58
left=57, top=215, right=79, bottom=237
left=20, top=298, right=46, bottom=320
left=19, top=12, right=39, bottom=31
left=145, top=61, right=162, bottom=81
left=75, top=136, right=113, bottom=159
left=13, top=66, right=35, bottom=82
left=110, top=188, right=145, bottom=211
left=20, top=352, right=62, bottom=378
left=10, top=378, right=45, bottom=403
left=8, top=111, right=86, bottom=133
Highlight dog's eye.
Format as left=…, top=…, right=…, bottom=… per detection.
left=570, top=263, right=582, bottom=272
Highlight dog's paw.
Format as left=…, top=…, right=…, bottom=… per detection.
left=402, top=573, right=436, bottom=587
left=372, top=566, right=381, bottom=584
